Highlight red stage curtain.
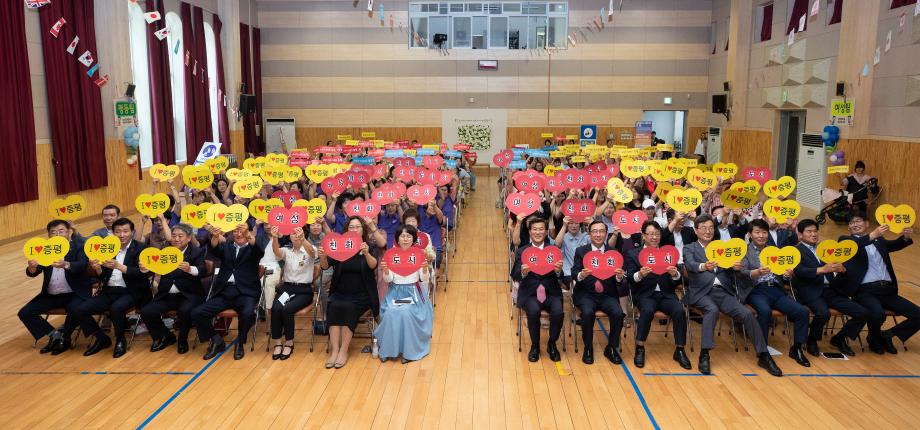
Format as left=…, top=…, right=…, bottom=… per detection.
left=0, top=0, right=38, bottom=205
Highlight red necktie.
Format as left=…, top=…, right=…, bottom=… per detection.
left=594, top=280, right=604, bottom=293
left=536, top=284, right=546, bottom=303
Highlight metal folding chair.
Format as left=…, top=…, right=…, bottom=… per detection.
left=205, top=266, right=268, bottom=352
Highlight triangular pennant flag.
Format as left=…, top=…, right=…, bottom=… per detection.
left=78, top=50, right=94, bottom=67
left=192, top=60, right=198, bottom=76
left=25, top=1, right=43, bottom=9
left=94, top=74, right=109, bottom=88
left=87, top=63, right=99, bottom=77
left=66, top=35, right=79, bottom=55
left=154, top=27, right=169, bottom=41
left=49, top=17, right=66, bottom=38
left=144, top=11, right=162, bottom=24
left=608, top=0, right=614, bottom=16
left=367, top=0, right=374, bottom=12
left=184, top=50, right=190, bottom=66
left=173, top=39, right=180, bottom=54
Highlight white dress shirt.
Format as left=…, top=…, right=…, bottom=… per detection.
left=108, top=241, right=132, bottom=288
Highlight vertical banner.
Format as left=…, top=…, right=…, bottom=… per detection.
left=635, top=121, right=653, bottom=146
left=441, top=109, right=508, bottom=166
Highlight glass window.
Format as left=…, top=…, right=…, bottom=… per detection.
left=528, top=16, right=546, bottom=49
left=549, top=3, right=566, bottom=12
left=503, top=3, right=521, bottom=13
left=127, top=3, right=152, bottom=168
left=523, top=2, right=547, bottom=14
left=429, top=16, right=450, bottom=48
left=509, top=16, right=527, bottom=49
left=547, top=16, right=566, bottom=48
left=166, top=12, right=186, bottom=163
left=439, top=3, right=448, bottom=14
left=490, top=16, right=508, bottom=48
left=467, top=3, right=482, bottom=12
left=472, top=16, right=488, bottom=49
left=454, top=16, right=471, bottom=47
left=450, top=3, right=464, bottom=12
left=409, top=1, right=566, bottom=50
left=204, top=22, right=219, bottom=144
left=411, top=16, right=428, bottom=47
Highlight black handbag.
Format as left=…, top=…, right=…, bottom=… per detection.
left=313, top=319, right=329, bottom=335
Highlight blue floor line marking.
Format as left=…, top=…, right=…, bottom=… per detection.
left=136, top=339, right=235, bottom=430
left=643, top=372, right=714, bottom=377
left=0, top=370, right=194, bottom=376
left=597, top=320, right=661, bottom=430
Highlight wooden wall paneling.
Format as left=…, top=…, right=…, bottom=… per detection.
left=829, top=138, right=920, bottom=213
left=720, top=129, right=773, bottom=170
left=292, top=128, right=443, bottom=150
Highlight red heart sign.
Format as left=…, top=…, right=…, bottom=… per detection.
left=383, top=246, right=427, bottom=276
left=422, top=155, right=444, bottom=170
left=514, top=175, right=545, bottom=193
left=267, top=206, right=309, bottom=235
left=589, top=171, right=609, bottom=189
left=414, top=231, right=430, bottom=250
left=492, top=149, right=514, bottom=168
left=562, top=169, right=589, bottom=191
left=272, top=190, right=302, bottom=208
left=394, top=166, right=415, bottom=183
left=321, top=173, right=348, bottom=196
left=437, top=171, right=454, bottom=186
left=407, top=184, right=437, bottom=205
left=741, top=167, right=772, bottom=185
left=393, top=157, right=416, bottom=168
left=345, top=198, right=382, bottom=219
left=346, top=170, right=370, bottom=188
left=521, top=245, right=563, bottom=276
left=561, top=199, right=596, bottom=223
left=372, top=183, right=402, bottom=205
left=414, top=168, right=438, bottom=185
left=322, top=232, right=364, bottom=262
left=545, top=176, right=568, bottom=193
left=373, top=163, right=388, bottom=179
left=612, top=209, right=648, bottom=235
left=637, top=245, right=680, bottom=275
left=505, top=192, right=542, bottom=217
left=582, top=250, right=624, bottom=280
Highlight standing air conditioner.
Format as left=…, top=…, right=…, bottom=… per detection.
left=796, top=133, right=826, bottom=211
left=707, top=127, right=722, bottom=163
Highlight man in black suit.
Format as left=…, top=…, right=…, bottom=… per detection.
left=571, top=220, right=626, bottom=365
left=140, top=223, right=207, bottom=354
left=18, top=220, right=93, bottom=355
left=791, top=219, right=864, bottom=356
left=840, top=212, right=919, bottom=354
left=192, top=222, right=264, bottom=360
left=511, top=217, right=564, bottom=362
left=76, top=218, right=150, bottom=358
left=765, top=217, right=798, bottom=248
left=625, top=221, right=691, bottom=369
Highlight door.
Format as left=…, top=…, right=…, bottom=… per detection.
left=777, top=110, right=806, bottom=177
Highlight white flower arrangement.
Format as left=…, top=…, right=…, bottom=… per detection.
left=457, top=124, right=492, bottom=150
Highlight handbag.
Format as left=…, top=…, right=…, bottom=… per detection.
left=313, top=319, right=329, bottom=335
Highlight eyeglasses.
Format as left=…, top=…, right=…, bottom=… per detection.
left=643, top=232, right=661, bottom=238
left=589, top=229, right=607, bottom=234
left=697, top=227, right=714, bottom=232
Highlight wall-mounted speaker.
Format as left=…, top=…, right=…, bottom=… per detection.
left=723, top=81, right=731, bottom=91
left=836, top=82, right=846, bottom=97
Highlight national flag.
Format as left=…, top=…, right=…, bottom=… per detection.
left=49, top=17, right=66, bottom=38
left=78, top=50, right=94, bottom=67
left=144, top=11, right=162, bottom=24
left=66, top=35, right=79, bottom=55
left=87, top=64, right=99, bottom=77
left=154, top=27, right=169, bottom=41
left=94, top=74, right=109, bottom=88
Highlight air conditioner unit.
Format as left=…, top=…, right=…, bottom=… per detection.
left=707, top=126, right=722, bottom=163
left=796, top=133, right=826, bottom=211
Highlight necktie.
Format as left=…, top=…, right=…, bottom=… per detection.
left=536, top=284, right=546, bottom=303
left=594, top=280, right=604, bottom=293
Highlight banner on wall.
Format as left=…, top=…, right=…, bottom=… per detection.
left=441, top=109, right=507, bottom=166
left=635, top=121, right=653, bottom=146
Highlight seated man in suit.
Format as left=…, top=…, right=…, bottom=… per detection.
left=765, top=216, right=798, bottom=248
left=91, top=204, right=121, bottom=238
left=193, top=222, right=264, bottom=360
left=841, top=212, right=919, bottom=354
left=625, top=220, right=691, bottom=369
left=140, top=223, right=207, bottom=354
left=77, top=218, right=150, bottom=358
left=792, top=219, right=864, bottom=356
left=571, top=220, right=626, bottom=365
left=684, top=215, right=782, bottom=376
left=510, top=217, right=565, bottom=362
left=18, top=220, right=92, bottom=355
left=740, top=219, right=811, bottom=367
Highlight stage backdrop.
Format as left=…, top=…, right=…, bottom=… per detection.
left=441, top=109, right=507, bottom=166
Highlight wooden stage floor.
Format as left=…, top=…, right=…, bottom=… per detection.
left=1, top=169, right=919, bottom=429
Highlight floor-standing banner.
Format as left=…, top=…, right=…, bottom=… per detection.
left=442, top=109, right=507, bottom=166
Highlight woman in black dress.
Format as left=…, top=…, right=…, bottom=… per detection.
left=318, top=216, right=380, bottom=369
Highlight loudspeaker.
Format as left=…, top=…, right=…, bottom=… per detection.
left=433, top=33, right=448, bottom=46
left=836, top=82, right=846, bottom=96
left=239, top=94, right=256, bottom=114
left=125, top=84, right=136, bottom=98
left=723, top=81, right=730, bottom=91
left=712, top=94, right=727, bottom=114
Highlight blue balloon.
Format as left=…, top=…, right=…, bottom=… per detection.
left=123, top=126, right=138, bottom=140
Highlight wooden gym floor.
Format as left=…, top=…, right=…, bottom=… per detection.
left=1, top=168, right=919, bottom=429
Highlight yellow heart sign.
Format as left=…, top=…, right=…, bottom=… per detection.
left=232, top=177, right=264, bottom=199
left=650, top=162, right=670, bottom=182
left=619, top=148, right=641, bottom=158
left=139, top=246, right=184, bottom=275
left=205, top=204, right=250, bottom=232
left=242, top=156, right=269, bottom=173
left=763, top=198, right=801, bottom=223
left=248, top=198, right=285, bottom=222
left=292, top=197, right=328, bottom=224
left=606, top=178, right=634, bottom=203
left=284, top=166, right=303, bottom=183
left=266, top=153, right=289, bottom=166
left=84, top=235, right=121, bottom=262
left=759, top=246, right=801, bottom=275
left=570, top=155, right=587, bottom=163
left=135, top=193, right=171, bottom=217
left=665, top=158, right=688, bottom=180
left=225, top=168, right=255, bottom=182
left=543, top=165, right=560, bottom=177
left=720, top=189, right=757, bottom=209
left=23, top=236, right=70, bottom=266
left=705, top=238, right=748, bottom=268
left=731, top=179, right=761, bottom=196
left=875, top=204, right=915, bottom=234
left=763, top=176, right=796, bottom=199
left=678, top=158, right=699, bottom=168
left=713, top=162, right=739, bottom=179
left=666, top=188, right=703, bottom=213
left=205, top=156, right=229, bottom=175
left=654, top=182, right=681, bottom=199
left=181, top=203, right=212, bottom=228
left=182, top=165, right=214, bottom=190
left=150, top=163, right=180, bottom=182
left=304, top=164, right=334, bottom=184
left=260, top=164, right=287, bottom=185
left=621, top=158, right=649, bottom=179
left=48, top=195, right=87, bottom=220
left=686, top=168, right=717, bottom=191
left=816, top=239, right=858, bottom=264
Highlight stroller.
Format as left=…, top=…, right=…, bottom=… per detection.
left=815, top=177, right=881, bottom=224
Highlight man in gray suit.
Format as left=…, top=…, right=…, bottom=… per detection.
left=684, top=215, right=782, bottom=376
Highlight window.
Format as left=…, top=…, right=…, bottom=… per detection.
left=472, top=16, right=488, bottom=49
left=754, top=2, right=773, bottom=42
left=204, top=22, right=219, bottom=143
left=890, top=0, right=917, bottom=9
left=827, top=0, right=842, bottom=25
left=490, top=16, right=508, bottom=47
left=408, top=1, right=567, bottom=49
left=410, top=17, right=429, bottom=47
left=128, top=3, right=153, bottom=168
left=165, top=12, right=187, bottom=163
left=454, top=16, right=471, bottom=47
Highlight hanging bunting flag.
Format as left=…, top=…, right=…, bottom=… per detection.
left=810, top=0, right=819, bottom=17
left=367, top=0, right=374, bottom=12
left=173, top=38, right=180, bottom=54
left=49, top=17, right=66, bottom=38
left=144, top=11, right=162, bottom=24
left=154, top=27, right=169, bottom=41
left=94, top=74, right=109, bottom=88
left=379, top=4, right=384, bottom=22
left=390, top=14, right=394, bottom=29
left=608, top=0, right=614, bottom=16
left=78, top=50, right=94, bottom=67
left=66, top=35, right=79, bottom=55
left=86, top=63, right=99, bottom=77
left=25, top=1, right=43, bottom=9
left=184, top=50, right=190, bottom=66
left=193, top=60, right=198, bottom=76
left=600, top=8, right=605, bottom=22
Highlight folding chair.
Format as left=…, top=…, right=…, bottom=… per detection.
left=324, top=309, right=378, bottom=353
left=853, top=309, right=909, bottom=352
left=264, top=296, right=317, bottom=352
left=32, top=309, right=80, bottom=349
left=570, top=301, right=616, bottom=354
left=625, top=287, right=683, bottom=346
left=427, top=262, right=438, bottom=307
left=206, top=266, right=268, bottom=352
left=516, top=300, right=566, bottom=353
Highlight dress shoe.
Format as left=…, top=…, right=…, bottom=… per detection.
left=830, top=334, right=855, bottom=356
left=40, top=335, right=59, bottom=354
left=547, top=343, right=561, bottom=362
left=150, top=335, right=176, bottom=352
left=698, top=351, right=711, bottom=375
left=112, top=339, right=127, bottom=358
left=83, top=334, right=112, bottom=357
left=51, top=338, right=71, bottom=356
left=177, top=339, right=189, bottom=354
left=203, top=339, right=226, bottom=360
left=805, top=340, right=820, bottom=357
left=789, top=346, right=811, bottom=367
left=582, top=348, right=594, bottom=365
left=233, top=342, right=245, bottom=360
left=272, top=345, right=283, bottom=360
left=881, top=331, right=899, bottom=355
left=633, top=346, right=646, bottom=368
left=758, top=353, right=783, bottom=377
left=528, top=345, right=540, bottom=362
left=866, top=335, right=886, bottom=355
left=673, top=348, right=692, bottom=370
left=280, top=344, right=294, bottom=360
left=603, top=345, right=622, bottom=365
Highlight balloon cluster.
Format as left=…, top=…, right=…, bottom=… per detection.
left=828, top=150, right=845, bottom=166
left=822, top=125, right=839, bottom=153
left=123, top=126, right=140, bottom=166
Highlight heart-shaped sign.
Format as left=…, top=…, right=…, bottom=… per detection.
left=319, top=173, right=347, bottom=196
left=686, top=168, right=717, bottom=191
left=232, top=176, right=264, bottom=199
left=521, top=245, right=563, bottom=276
left=588, top=171, right=609, bottom=189
left=713, top=162, right=739, bottom=179
left=266, top=152, right=289, bottom=166
left=731, top=179, right=762, bottom=196
left=763, top=198, right=801, bottom=223
left=621, top=158, right=649, bottom=179
left=582, top=250, right=624, bottom=280
left=662, top=187, right=702, bottom=214
left=383, top=246, right=427, bottom=276
left=372, top=184, right=399, bottom=205
left=492, top=149, right=514, bottom=167
left=267, top=206, right=310, bottom=235
left=654, top=182, right=683, bottom=200
left=561, top=169, right=589, bottom=191
left=205, top=156, right=229, bottom=175
left=150, top=163, right=180, bottom=181
left=763, top=176, right=796, bottom=199
left=372, top=163, right=388, bottom=180
left=393, top=157, right=416, bottom=168
left=637, top=245, right=680, bottom=275
left=816, top=239, right=858, bottom=264
left=414, top=232, right=430, bottom=250
left=759, top=246, right=801, bottom=275
left=414, top=168, right=438, bottom=186
left=394, top=166, right=416, bottom=183
left=705, top=238, right=748, bottom=268
left=242, top=156, right=269, bottom=173
left=283, top=165, right=303, bottom=183
left=272, top=190, right=302, bottom=208
left=505, top=192, right=542, bottom=217
left=544, top=165, right=561, bottom=177
left=875, top=204, right=915, bottom=234
left=515, top=175, right=545, bottom=193
left=561, top=199, right=596, bottom=223
left=606, top=178, right=634, bottom=203
left=545, top=176, right=568, bottom=193
left=665, top=158, right=688, bottom=180
left=322, top=232, right=364, bottom=262
left=346, top=169, right=371, bottom=188
left=181, top=203, right=212, bottom=228
left=140, top=246, right=184, bottom=275
left=345, top=198, right=382, bottom=219
left=422, top=155, right=444, bottom=170
left=260, top=164, right=287, bottom=186
left=304, top=164, right=334, bottom=184
left=225, top=168, right=254, bottom=182
left=135, top=193, right=171, bottom=217
left=650, top=161, right=670, bottom=182
left=436, top=170, right=454, bottom=186
left=248, top=198, right=285, bottom=222
left=84, top=235, right=121, bottom=262
left=205, top=203, right=250, bottom=232
left=407, top=184, right=437, bottom=205
left=182, top=165, right=214, bottom=190
left=48, top=195, right=87, bottom=221
left=23, top=236, right=70, bottom=266
left=720, top=189, right=757, bottom=210
left=741, top=166, right=772, bottom=185
left=612, top=209, right=648, bottom=235
left=292, top=197, right=328, bottom=224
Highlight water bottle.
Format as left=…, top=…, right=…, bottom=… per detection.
left=372, top=338, right=379, bottom=358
